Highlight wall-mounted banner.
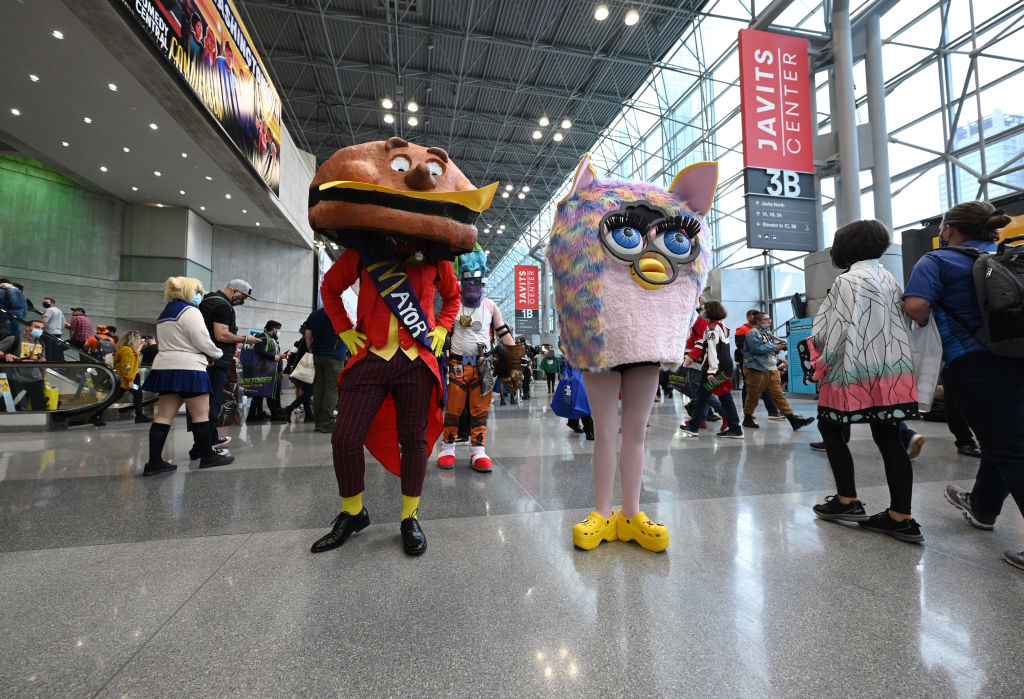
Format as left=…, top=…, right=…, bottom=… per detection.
left=514, top=265, right=540, bottom=335
left=116, top=0, right=282, bottom=194
left=739, top=28, right=818, bottom=252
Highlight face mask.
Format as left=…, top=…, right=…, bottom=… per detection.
left=192, top=293, right=203, bottom=306
left=30, top=328, right=43, bottom=338
left=42, top=302, right=52, bottom=309
left=760, top=323, right=770, bottom=330
left=231, top=294, right=245, bottom=306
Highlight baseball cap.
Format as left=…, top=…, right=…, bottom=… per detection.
left=96, top=324, right=108, bottom=332
left=142, top=334, right=155, bottom=340
left=71, top=306, right=85, bottom=312
left=228, top=279, right=256, bottom=299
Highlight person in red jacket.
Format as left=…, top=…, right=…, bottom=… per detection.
left=306, top=137, right=496, bottom=557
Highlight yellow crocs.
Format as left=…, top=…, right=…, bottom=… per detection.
left=572, top=511, right=617, bottom=550
left=616, top=511, right=669, bottom=552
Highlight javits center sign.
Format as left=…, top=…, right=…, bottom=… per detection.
left=117, top=0, right=282, bottom=194
left=738, top=29, right=818, bottom=252
left=514, top=265, right=540, bottom=336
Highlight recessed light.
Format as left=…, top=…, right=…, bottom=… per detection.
left=51, top=30, right=64, bottom=39
left=100, top=166, right=108, bottom=172
left=532, top=130, right=542, bottom=140
left=594, top=4, right=610, bottom=20
left=518, top=192, right=526, bottom=199
left=148, top=123, right=158, bottom=130
left=553, top=132, right=564, bottom=142
left=407, top=101, right=419, bottom=112
left=153, top=170, right=161, bottom=176
left=123, top=146, right=130, bottom=152
left=485, top=250, right=490, bottom=254
left=83, top=116, right=92, bottom=124
left=624, top=8, right=640, bottom=25
left=108, top=83, right=118, bottom=92
left=501, top=192, right=509, bottom=199
left=225, top=193, right=231, bottom=199
left=539, top=116, right=550, bottom=127
left=242, top=209, right=247, bottom=213
left=408, top=116, right=418, bottom=126
left=131, top=186, right=138, bottom=191
left=383, top=113, right=395, bottom=124
left=505, top=184, right=514, bottom=191
left=255, top=222, right=260, bottom=226
left=61, top=141, right=69, bottom=147
left=381, top=98, right=394, bottom=109
left=181, top=152, right=188, bottom=158
left=200, top=206, right=206, bottom=211
left=11, top=108, right=20, bottom=116
left=156, top=203, right=164, bottom=208
left=29, top=74, right=39, bottom=82
left=179, top=190, right=185, bottom=195
left=205, top=176, right=212, bottom=181
left=522, top=185, right=530, bottom=192
left=561, top=119, right=572, bottom=129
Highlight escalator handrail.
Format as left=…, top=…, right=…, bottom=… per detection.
left=0, top=306, right=108, bottom=366
left=0, top=360, right=122, bottom=417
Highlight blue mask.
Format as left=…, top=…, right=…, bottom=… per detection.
left=192, top=293, right=203, bottom=306
left=938, top=236, right=949, bottom=248
left=30, top=328, right=43, bottom=338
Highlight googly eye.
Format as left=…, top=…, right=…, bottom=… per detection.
left=601, top=225, right=644, bottom=262
left=427, top=161, right=444, bottom=176
left=390, top=156, right=411, bottom=172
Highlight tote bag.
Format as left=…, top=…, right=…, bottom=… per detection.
left=290, top=351, right=316, bottom=383
left=550, top=367, right=591, bottom=419
left=907, top=313, right=943, bottom=411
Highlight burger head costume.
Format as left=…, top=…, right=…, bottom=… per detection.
left=309, top=137, right=497, bottom=556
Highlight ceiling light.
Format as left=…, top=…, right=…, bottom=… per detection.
left=181, top=152, right=188, bottom=158
left=83, top=116, right=92, bottom=124
left=539, top=116, right=550, bottom=127
left=624, top=8, right=640, bottom=25
left=108, top=83, right=118, bottom=92
left=485, top=250, right=490, bottom=254
left=242, top=209, right=247, bottom=213
left=517, top=192, right=526, bottom=199
left=200, top=206, right=206, bottom=210
left=561, top=119, right=572, bottom=129
left=61, top=141, right=69, bottom=147
left=501, top=192, right=509, bottom=199
left=484, top=227, right=491, bottom=233
left=406, top=101, right=419, bottom=112
left=153, top=171, right=161, bottom=176
left=148, top=123, right=158, bottom=130
left=505, top=184, right=514, bottom=191
left=225, top=193, right=232, bottom=199
left=123, top=146, right=130, bottom=152
left=51, top=30, right=64, bottom=39
left=99, top=166, right=108, bottom=172
left=255, top=222, right=260, bottom=226
left=29, top=74, right=39, bottom=82
left=408, top=116, right=418, bottom=126
left=522, top=185, right=530, bottom=192
left=131, top=186, right=138, bottom=191
left=381, top=97, right=394, bottom=109
left=205, top=176, right=212, bottom=181
left=532, top=130, right=542, bottom=140
left=383, top=113, right=395, bottom=124
left=553, top=131, right=564, bottom=142
left=179, top=190, right=185, bottom=195
left=11, top=108, right=20, bottom=116
left=594, top=4, right=610, bottom=20
left=499, top=224, right=506, bottom=230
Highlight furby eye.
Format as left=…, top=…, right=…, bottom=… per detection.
left=661, top=230, right=691, bottom=255
left=651, top=228, right=700, bottom=262
left=427, top=161, right=444, bottom=176
left=390, top=156, right=411, bottom=172
left=600, top=225, right=644, bottom=262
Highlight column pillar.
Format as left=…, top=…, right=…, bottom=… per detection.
left=832, top=0, right=861, bottom=224
left=865, top=13, right=893, bottom=229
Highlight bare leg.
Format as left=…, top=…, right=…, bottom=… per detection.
left=581, top=371, right=622, bottom=519
left=154, top=394, right=184, bottom=424
left=617, top=365, right=661, bottom=518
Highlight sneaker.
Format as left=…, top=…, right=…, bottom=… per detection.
left=813, top=494, right=868, bottom=521
left=858, top=510, right=924, bottom=543
left=91, top=415, right=106, bottom=427
left=956, top=443, right=982, bottom=458
left=572, top=510, right=617, bottom=550
left=767, top=412, right=786, bottom=421
left=1004, top=550, right=1024, bottom=570
left=716, top=429, right=744, bottom=439
left=787, top=414, right=815, bottom=431
left=142, top=460, right=177, bottom=476
left=189, top=446, right=230, bottom=461
left=809, top=441, right=827, bottom=452
left=906, top=433, right=926, bottom=459
left=742, top=415, right=759, bottom=429
left=215, top=436, right=232, bottom=447
left=198, top=452, right=235, bottom=469
left=678, top=424, right=699, bottom=438
left=943, top=485, right=995, bottom=530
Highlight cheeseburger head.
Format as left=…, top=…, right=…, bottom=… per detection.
left=308, top=137, right=497, bottom=258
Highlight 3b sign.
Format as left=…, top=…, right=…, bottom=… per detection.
left=764, top=169, right=802, bottom=197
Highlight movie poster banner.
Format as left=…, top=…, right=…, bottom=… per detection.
left=117, top=0, right=282, bottom=193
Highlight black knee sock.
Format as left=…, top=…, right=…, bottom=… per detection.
left=148, top=422, right=171, bottom=464
left=191, top=420, right=214, bottom=458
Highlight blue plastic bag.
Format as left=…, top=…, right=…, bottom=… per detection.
left=550, top=367, right=591, bottom=419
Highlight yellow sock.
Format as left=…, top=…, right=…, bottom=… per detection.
left=401, top=495, right=420, bottom=520
left=341, top=493, right=363, bottom=516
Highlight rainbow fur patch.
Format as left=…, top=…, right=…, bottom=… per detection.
left=547, top=179, right=711, bottom=372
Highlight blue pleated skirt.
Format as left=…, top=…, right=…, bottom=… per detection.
left=142, top=369, right=211, bottom=395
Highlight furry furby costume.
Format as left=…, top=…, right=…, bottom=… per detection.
left=437, top=246, right=522, bottom=473
left=546, top=154, right=717, bottom=552
left=309, top=136, right=497, bottom=556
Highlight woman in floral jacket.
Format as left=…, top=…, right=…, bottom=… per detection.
left=800, top=219, right=922, bottom=543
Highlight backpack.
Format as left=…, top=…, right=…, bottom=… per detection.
left=941, top=234, right=1024, bottom=358
left=93, top=334, right=115, bottom=358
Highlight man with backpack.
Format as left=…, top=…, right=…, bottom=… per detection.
left=904, top=201, right=1024, bottom=570
left=0, top=278, right=28, bottom=338
left=84, top=325, right=116, bottom=361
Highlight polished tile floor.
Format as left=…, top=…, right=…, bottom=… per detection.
left=2, top=390, right=1022, bottom=697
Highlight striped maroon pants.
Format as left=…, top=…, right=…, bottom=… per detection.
left=331, top=352, right=436, bottom=497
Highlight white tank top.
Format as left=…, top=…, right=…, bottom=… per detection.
left=451, top=298, right=496, bottom=355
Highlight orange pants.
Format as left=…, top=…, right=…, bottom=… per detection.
left=443, top=360, right=492, bottom=446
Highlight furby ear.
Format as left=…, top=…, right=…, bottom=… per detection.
left=558, top=154, right=598, bottom=205
left=668, top=161, right=719, bottom=218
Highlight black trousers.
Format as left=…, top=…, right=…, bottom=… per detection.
left=820, top=420, right=914, bottom=514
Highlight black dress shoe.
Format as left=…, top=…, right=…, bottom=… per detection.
left=311, top=508, right=371, bottom=553
left=400, top=517, right=427, bottom=556
left=957, top=444, right=982, bottom=458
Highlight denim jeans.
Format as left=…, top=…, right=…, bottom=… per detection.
left=206, top=365, right=229, bottom=441
left=945, top=351, right=1024, bottom=520
left=689, top=386, right=740, bottom=431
